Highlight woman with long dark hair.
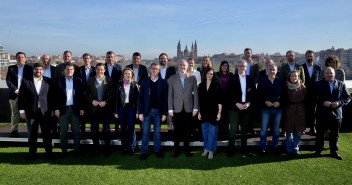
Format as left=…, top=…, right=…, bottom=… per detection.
left=198, top=68, right=222, bottom=159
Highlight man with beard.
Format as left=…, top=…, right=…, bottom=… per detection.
left=18, top=62, right=53, bottom=162
left=301, top=50, right=321, bottom=135
left=54, top=51, right=78, bottom=80
left=280, top=50, right=305, bottom=84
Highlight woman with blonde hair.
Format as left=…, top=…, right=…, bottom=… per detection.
left=197, top=56, right=212, bottom=77
left=114, top=67, right=139, bottom=155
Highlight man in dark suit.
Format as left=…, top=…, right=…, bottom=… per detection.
left=159, top=53, right=177, bottom=81
left=158, top=53, right=177, bottom=134
left=74, top=53, right=96, bottom=139
left=226, top=60, right=256, bottom=157
left=313, top=67, right=351, bottom=160
left=280, top=50, right=305, bottom=84
left=126, top=52, right=148, bottom=152
left=18, top=62, right=52, bottom=162
left=168, top=59, right=199, bottom=158
left=54, top=63, right=84, bottom=156
left=54, top=51, right=78, bottom=81
left=104, top=51, right=122, bottom=139
left=85, top=63, right=114, bottom=156
left=41, top=54, right=58, bottom=137
left=301, top=50, right=322, bottom=135
left=126, top=52, right=148, bottom=86
left=6, top=52, right=33, bottom=137
left=138, top=63, right=168, bottom=160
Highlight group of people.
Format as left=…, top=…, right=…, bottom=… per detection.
left=6, top=48, right=351, bottom=162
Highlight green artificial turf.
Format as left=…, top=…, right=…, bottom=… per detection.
left=0, top=133, right=351, bottom=184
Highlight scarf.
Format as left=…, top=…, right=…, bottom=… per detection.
left=123, top=79, right=130, bottom=87
left=287, top=81, right=301, bottom=90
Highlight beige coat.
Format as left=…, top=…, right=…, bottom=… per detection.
left=168, top=73, right=199, bottom=113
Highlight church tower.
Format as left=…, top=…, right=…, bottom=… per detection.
left=177, top=41, right=182, bottom=59
left=194, top=40, right=198, bottom=57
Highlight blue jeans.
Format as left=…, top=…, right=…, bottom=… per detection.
left=118, top=106, right=136, bottom=152
left=260, top=109, right=282, bottom=150
left=202, top=122, right=218, bottom=151
left=141, top=109, right=161, bottom=154
left=286, top=131, right=302, bottom=154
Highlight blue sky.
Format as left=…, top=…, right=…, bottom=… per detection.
left=1, top=0, right=351, bottom=59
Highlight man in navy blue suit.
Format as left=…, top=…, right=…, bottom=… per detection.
left=301, top=50, right=321, bottom=135
left=104, top=51, right=122, bottom=138
left=18, top=62, right=52, bottom=162
left=54, top=63, right=84, bottom=156
left=313, top=67, right=351, bottom=160
left=6, top=52, right=33, bottom=137
left=138, top=63, right=168, bottom=160
left=74, top=53, right=96, bottom=139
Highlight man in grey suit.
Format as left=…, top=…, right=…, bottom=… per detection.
left=168, top=59, right=199, bottom=158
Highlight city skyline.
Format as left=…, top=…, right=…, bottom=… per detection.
left=1, top=0, right=351, bottom=59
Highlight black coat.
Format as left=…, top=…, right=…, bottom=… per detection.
left=18, top=76, right=53, bottom=118
left=198, top=82, right=222, bottom=124
left=115, top=81, right=139, bottom=113
left=126, top=64, right=148, bottom=85
left=226, top=74, right=256, bottom=112
left=6, top=64, right=33, bottom=100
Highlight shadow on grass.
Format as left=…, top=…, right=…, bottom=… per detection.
left=0, top=144, right=323, bottom=170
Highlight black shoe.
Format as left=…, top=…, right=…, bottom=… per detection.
left=185, top=151, right=192, bottom=158
left=60, top=152, right=68, bottom=158
left=171, top=151, right=179, bottom=158
left=73, top=150, right=82, bottom=157
left=27, top=155, right=36, bottom=163
left=245, top=152, right=253, bottom=157
left=104, top=149, right=112, bottom=157
left=122, top=149, right=128, bottom=156
left=140, top=153, right=148, bottom=160
left=259, top=150, right=266, bottom=156
left=92, top=150, right=99, bottom=157
left=227, top=149, right=235, bottom=157
left=9, top=131, right=18, bottom=138
left=155, top=151, right=164, bottom=158
left=273, top=149, right=280, bottom=156
left=331, top=152, right=343, bottom=160
left=313, top=151, right=322, bottom=157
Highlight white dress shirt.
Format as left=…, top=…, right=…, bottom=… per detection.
left=43, top=65, right=52, bottom=79
left=65, top=77, right=74, bottom=106
left=160, top=66, right=167, bottom=79
left=239, top=74, right=247, bottom=102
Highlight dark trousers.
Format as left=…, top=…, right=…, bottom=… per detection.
left=173, top=109, right=192, bottom=152
left=229, top=110, right=249, bottom=151
left=91, top=111, right=111, bottom=149
left=315, top=117, right=341, bottom=153
left=26, top=109, right=52, bottom=156
left=118, top=106, right=136, bottom=152
left=305, top=100, right=316, bottom=129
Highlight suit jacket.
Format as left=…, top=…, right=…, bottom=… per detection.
left=280, top=62, right=305, bottom=84
left=235, top=61, right=260, bottom=84
left=116, top=81, right=139, bottom=113
left=259, top=69, right=280, bottom=79
left=54, top=76, right=84, bottom=115
left=159, top=66, right=177, bottom=81
left=104, top=63, right=122, bottom=86
left=85, top=76, right=114, bottom=115
left=168, top=73, right=199, bottom=113
left=126, top=64, right=148, bottom=85
left=226, top=74, right=256, bottom=112
left=74, top=65, right=96, bottom=84
left=6, top=64, right=33, bottom=100
left=54, top=62, right=78, bottom=82
left=313, top=79, right=351, bottom=120
left=43, top=65, right=56, bottom=82
left=301, top=63, right=321, bottom=96
left=18, top=76, right=53, bottom=119
left=138, top=77, right=168, bottom=116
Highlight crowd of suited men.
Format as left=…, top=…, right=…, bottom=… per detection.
left=5, top=48, right=351, bottom=162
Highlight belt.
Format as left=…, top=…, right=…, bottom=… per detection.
left=66, top=105, right=74, bottom=108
